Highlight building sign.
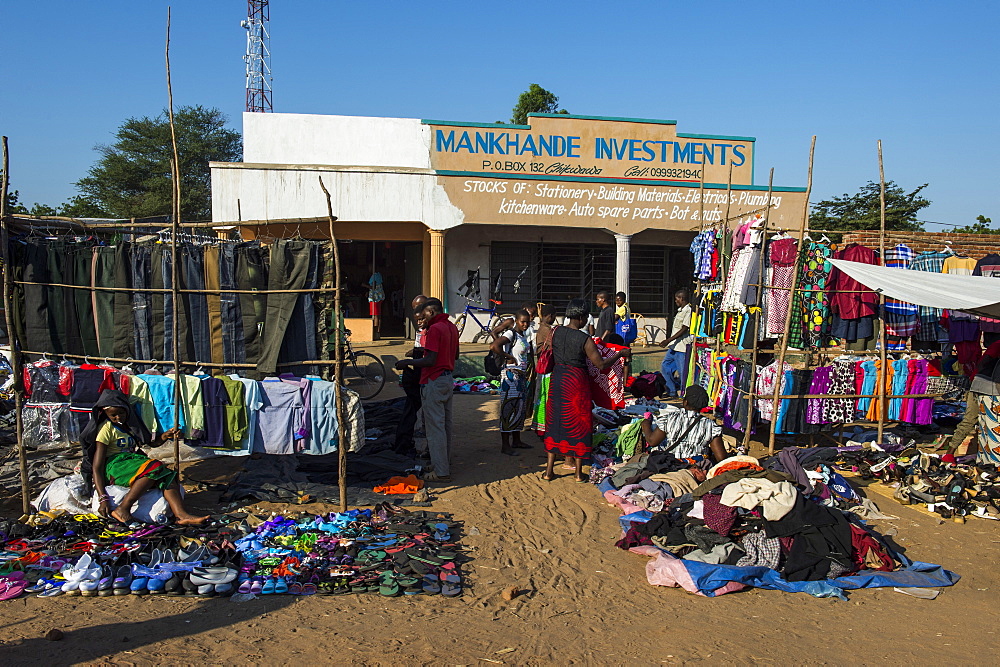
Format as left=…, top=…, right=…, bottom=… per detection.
left=438, top=174, right=807, bottom=236
left=424, top=114, right=755, bottom=186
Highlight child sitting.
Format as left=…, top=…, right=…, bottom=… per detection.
left=81, top=390, right=209, bottom=526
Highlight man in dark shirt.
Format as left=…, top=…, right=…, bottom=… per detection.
left=395, top=298, right=458, bottom=482
left=595, top=290, right=616, bottom=340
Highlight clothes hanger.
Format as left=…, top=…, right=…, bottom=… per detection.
left=123, top=357, right=134, bottom=374
left=942, top=240, right=955, bottom=255
left=194, top=361, right=204, bottom=375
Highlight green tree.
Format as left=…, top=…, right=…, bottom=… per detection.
left=952, top=215, right=997, bottom=234
left=509, top=84, right=569, bottom=125
left=76, top=105, right=242, bottom=220
left=809, top=180, right=930, bottom=232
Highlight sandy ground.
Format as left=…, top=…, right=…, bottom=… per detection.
left=0, top=386, right=996, bottom=666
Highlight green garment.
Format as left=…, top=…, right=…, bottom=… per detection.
left=616, top=419, right=644, bottom=459
left=216, top=374, right=249, bottom=448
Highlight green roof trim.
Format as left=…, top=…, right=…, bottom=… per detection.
left=526, top=113, right=677, bottom=125
left=433, top=170, right=806, bottom=192
left=676, top=132, right=756, bottom=142
left=421, top=119, right=530, bottom=129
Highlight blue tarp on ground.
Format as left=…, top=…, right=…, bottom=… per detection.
left=676, top=555, right=960, bottom=600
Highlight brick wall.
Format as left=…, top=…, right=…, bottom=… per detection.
left=842, top=230, right=1000, bottom=258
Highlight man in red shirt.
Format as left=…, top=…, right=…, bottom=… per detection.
left=395, top=298, right=458, bottom=482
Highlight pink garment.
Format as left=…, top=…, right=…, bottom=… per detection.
left=603, top=490, right=645, bottom=515
left=644, top=549, right=748, bottom=597
left=587, top=338, right=626, bottom=409
left=766, top=238, right=798, bottom=335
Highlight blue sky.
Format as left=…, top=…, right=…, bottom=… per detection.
left=3, top=1, right=997, bottom=227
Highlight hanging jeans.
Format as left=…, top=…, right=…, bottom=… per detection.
left=130, top=244, right=153, bottom=362
left=219, top=243, right=244, bottom=364
left=660, top=348, right=688, bottom=396
left=203, top=245, right=225, bottom=365
left=236, top=243, right=267, bottom=368
left=181, top=243, right=211, bottom=363
left=258, top=240, right=313, bottom=375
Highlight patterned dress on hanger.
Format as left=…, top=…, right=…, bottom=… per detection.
left=787, top=241, right=834, bottom=349
left=824, top=359, right=857, bottom=423
left=765, top=237, right=799, bottom=336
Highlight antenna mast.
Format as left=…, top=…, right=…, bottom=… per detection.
left=242, top=0, right=272, bottom=112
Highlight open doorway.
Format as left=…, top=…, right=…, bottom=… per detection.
left=339, top=240, right=421, bottom=338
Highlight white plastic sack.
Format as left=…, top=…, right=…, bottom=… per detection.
left=33, top=475, right=92, bottom=515
left=92, top=485, right=175, bottom=525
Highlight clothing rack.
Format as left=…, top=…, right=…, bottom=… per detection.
left=0, top=135, right=352, bottom=514
left=685, top=137, right=973, bottom=455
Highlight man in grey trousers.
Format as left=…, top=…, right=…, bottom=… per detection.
left=395, top=298, right=458, bottom=482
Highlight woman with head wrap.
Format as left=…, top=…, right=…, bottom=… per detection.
left=639, top=385, right=728, bottom=462
left=543, top=298, right=630, bottom=482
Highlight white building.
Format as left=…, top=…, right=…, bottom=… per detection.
left=211, top=112, right=806, bottom=340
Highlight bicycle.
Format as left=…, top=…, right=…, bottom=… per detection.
left=339, top=329, right=387, bottom=400
left=451, top=267, right=519, bottom=343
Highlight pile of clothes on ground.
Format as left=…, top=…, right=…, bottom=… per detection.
left=0, top=506, right=467, bottom=601
left=453, top=377, right=499, bottom=395
left=593, top=432, right=959, bottom=598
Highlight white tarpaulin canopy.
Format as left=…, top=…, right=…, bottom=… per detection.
left=828, top=258, right=1000, bottom=319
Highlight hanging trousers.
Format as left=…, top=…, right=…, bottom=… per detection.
left=130, top=244, right=153, bottom=362
left=92, top=247, right=117, bottom=357
left=112, top=242, right=134, bottom=359
left=70, top=244, right=99, bottom=356
left=236, top=243, right=267, bottom=368
left=218, top=243, right=244, bottom=364
left=277, top=241, right=319, bottom=376
left=257, top=239, right=312, bottom=375
left=181, top=243, right=211, bottom=363
left=203, top=245, right=225, bottom=365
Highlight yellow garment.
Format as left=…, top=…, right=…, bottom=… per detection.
left=615, top=303, right=629, bottom=320
left=96, top=421, right=137, bottom=457
left=127, top=376, right=158, bottom=435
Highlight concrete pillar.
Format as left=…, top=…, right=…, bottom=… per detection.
left=422, top=230, right=432, bottom=296
left=614, top=233, right=631, bottom=295
left=429, top=229, right=446, bottom=300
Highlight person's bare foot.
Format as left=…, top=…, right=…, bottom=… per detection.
left=110, top=507, right=132, bottom=524
left=176, top=514, right=210, bottom=526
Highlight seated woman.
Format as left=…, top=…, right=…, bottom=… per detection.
left=82, top=390, right=209, bottom=525
left=639, top=385, right=728, bottom=463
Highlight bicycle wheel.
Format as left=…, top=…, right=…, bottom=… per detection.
left=343, top=352, right=386, bottom=400
left=452, top=313, right=467, bottom=337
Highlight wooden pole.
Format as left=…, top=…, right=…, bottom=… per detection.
left=767, top=136, right=816, bottom=455
left=876, top=140, right=888, bottom=445
left=721, top=162, right=734, bottom=284
left=1, top=137, right=29, bottom=514
left=318, top=177, right=348, bottom=512
left=742, top=168, right=774, bottom=452
left=165, top=8, right=183, bottom=476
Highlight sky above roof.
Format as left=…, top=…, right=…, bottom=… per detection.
left=3, top=0, right=997, bottom=228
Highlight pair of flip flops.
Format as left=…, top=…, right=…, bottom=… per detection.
left=0, top=572, right=28, bottom=601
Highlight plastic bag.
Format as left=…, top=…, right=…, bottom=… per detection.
left=23, top=402, right=78, bottom=451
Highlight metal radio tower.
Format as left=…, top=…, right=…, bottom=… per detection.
left=242, top=0, right=272, bottom=112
